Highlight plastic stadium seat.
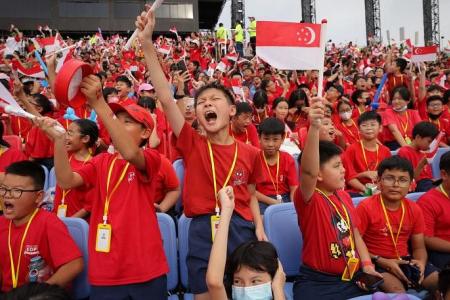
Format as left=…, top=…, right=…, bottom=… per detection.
left=178, top=215, right=194, bottom=298
left=390, top=150, right=399, bottom=156
left=62, top=217, right=90, bottom=299
left=349, top=293, right=421, bottom=300
left=352, top=196, right=368, bottom=207
left=264, top=203, right=302, bottom=299
left=40, top=165, right=49, bottom=191
left=431, top=148, right=450, bottom=178
left=173, top=159, right=185, bottom=215
left=406, top=192, right=424, bottom=202
left=3, top=135, right=22, bottom=150
left=157, top=213, right=179, bottom=299
left=48, top=167, right=56, bottom=189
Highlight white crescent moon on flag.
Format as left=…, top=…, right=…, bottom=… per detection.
left=305, top=26, right=316, bottom=45
left=413, top=48, right=421, bottom=55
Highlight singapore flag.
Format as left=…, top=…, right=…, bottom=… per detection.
left=256, top=21, right=324, bottom=70
left=411, top=45, right=437, bottom=63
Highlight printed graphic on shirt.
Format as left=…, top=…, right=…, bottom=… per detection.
left=329, top=212, right=353, bottom=260
left=232, top=168, right=247, bottom=186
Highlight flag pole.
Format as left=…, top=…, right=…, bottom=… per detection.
left=317, top=19, right=328, bottom=98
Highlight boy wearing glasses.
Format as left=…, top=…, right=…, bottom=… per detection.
left=0, top=161, right=83, bottom=292
left=357, top=156, right=439, bottom=293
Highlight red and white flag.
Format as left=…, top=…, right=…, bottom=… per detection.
left=11, top=61, right=45, bottom=79
left=225, top=52, right=238, bottom=62
left=169, top=26, right=178, bottom=36
left=157, top=44, right=171, bottom=55
left=411, top=45, right=437, bottom=63
left=55, top=47, right=74, bottom=73
left=256, top=21, right=324, bottom=70
left=34, top=33, right=63, bottom=53
left=216, top=58, right=231, bottom=73
left=425, top=131, right=445, bottom=162
left=231, top=78, right=245, bottom=101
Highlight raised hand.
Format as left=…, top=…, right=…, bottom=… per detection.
left=308, top=97, right=325, bottom=129
left=135, top=6, right=155, bottom=46
left=80, top=75, right=103, bottom=107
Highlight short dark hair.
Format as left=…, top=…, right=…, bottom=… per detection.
left=377, top=156, right=414, bottom=180
left=412, top=121, right=439, bottom=139
left=390, top=86, right=411, bottom=103
left=72, top=119, right=99, bottom=148
left=235, top=101, right=253, bottom=116
left=395, top=58, right=408, bottom=72
left=138, top=96, right=156, bottom=113
left=351, top=89, right=364, bottom=105
left=427, top=84, right=443, bottom=94
left=426, top=95, right=443, bottom=106
left=115, top=75, right=132, bottom=88
left=2, top=282, right=72, bottom=300
left=319, top=141, right=342, bottom=166
left=258, top=117, right=285, bottom=136
left=5, top=161, right=45, bottom=190
left=288, top=89, right=308, bottom=108
left=271, top=97, right=288, bottom=111
left=102, top=87, right=117, bottom=99
left=357, top=111, right=382, bottom=126
left=439, top=151, right=450, bottom=172
left=252, top=90, right=268, bottom=109
left=443, top=89, right=450, bottom=105
left=194, top=82, right=235, bottom=107
left=31, top=93, right=53, bottom=115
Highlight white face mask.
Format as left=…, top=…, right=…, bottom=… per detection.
left=393, top=105, right=408, bottom=112
left=339, top=111, right=352, bottom=121
left=232, top=282, right=273, bottom=300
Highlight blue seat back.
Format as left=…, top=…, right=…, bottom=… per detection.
left=352, top=196, right=367, bottom=207
left=431, top=148, right=450, bottom=178
left=157, top=213, right=178, bottom=291
left=178, top=214, right=192, bottom=289
left=173, top=159, right=185, bottom=215
left=48, top=167, right=56, bottom=189
left=62, top=217, right=90, bottom=299
left=263, top=203, right=302, bottom=277
left=406, top=192, right=425, bottom=202
left=41, top=165, right=49, bottom=191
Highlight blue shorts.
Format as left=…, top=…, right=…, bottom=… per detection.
left=187, top=213, right=256, bottom=294
left=428, top=250, right=450, bottom=269
left=90, top=275, right=167, bottom=300
left=258, top=193, right=291, bottom=214
left=375, top=261, right=439, bottom=279
left=293, top=265, right=369, bottom=300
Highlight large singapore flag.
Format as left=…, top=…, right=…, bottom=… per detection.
left=411, top=45, right=437, bottom=63
left=256, top=21, right=325, bottom=70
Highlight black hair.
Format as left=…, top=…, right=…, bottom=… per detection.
left=412, top=121, right=439, bottom=139
left=1, top=282, right=72, bottom=300
left=318, top=141, right=342, bottom=166
left=271, top=97, right=288, bottom=111
left=336, top=99, right=352, bottom=112
left=438, top=267, right=450, bottom=296
left=72, top=119, right=99, bottom=148
left=357, top=111, right=382, bottom=126
left=377, top=156, right=414, bottom=180
left=5, top=161, right=45, bottom=190
left=288, top=89, right=308, bottom=109
left=443, top=89, right=450, bottom=105
left=351, top=89, right=364, bottom=105
left=390, top=86, right=411, bottom=103
left=138, top=96, right=157, bottom=113
left=427, top=84, right=443, bottom=94
left=235, top=101, right=253, bottom=116
left=439, top=151, right=450, bottom=173
left=426, top=95, right=443, bottom=106
left=219, top=23, right=223, bottom=26
left=395, top=58, right=408, bottom=73
left=260, top=79, right=271, bottom=92
left=115, top=75, right=132, bottom=88
left=252, top=90, right=268, bottom=109
left=0, top=121, right=10, bottom=148
left=224, top=241, right=278, bottom=296
left=102, top=87, right=118, bottom=100
left=194, top=82, right=235, bottom=106
left=31, top=93, right=53, bottom=115
left=96, top=71, right=107, bottom=80
left=258, top=117, right=285, bottom=136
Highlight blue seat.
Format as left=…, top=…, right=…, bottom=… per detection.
left=178, top=215, right=194, bottom=298
left=349, top=293, right=421, bottom=300
left=352, top=196, right=368, bottom=207
left=40, top=165, right=49, bottom=191
left=157, top=213, right=179, bottom=299
left=173, top=159, right=185, bottom=215
left=62, top=217, right=90, bottom=300
left=390, top=150, right=399, bottom=156
left=431, top=148, right=450, bottom=178
left=48, top=167, right=56, bottom=189
left=406, top=192, right=425, bottom=202
left=264, top=203, right=302, bottom=299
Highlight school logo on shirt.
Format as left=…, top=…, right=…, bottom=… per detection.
left=279, top=175, right=284, bottom=182
left=24, top=245, right=40, bottom=256
left=232, top=168, right=247, bottom=186
left=127, top=171, right=136, bottom=183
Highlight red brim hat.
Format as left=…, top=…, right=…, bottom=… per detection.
left=109, top=103, right=154, bottom=130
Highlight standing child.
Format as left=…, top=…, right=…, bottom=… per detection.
left=256, top=117, right=298, bottom=214
left=136, top=10, right=266, bottom=300
left=36, top=75, right=168, bottom=300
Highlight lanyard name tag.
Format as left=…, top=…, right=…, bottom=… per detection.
left=96, top=223, right=112, bottom=253
left=341, top=257, right=360, bottom=281
left=57, top=204, right=67, bottom=218
left=210, top=215, right=221, bottom=242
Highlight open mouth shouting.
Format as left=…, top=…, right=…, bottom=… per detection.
left=204, top=110, right=218, bottom=125
left=2, top=200, right=14, bottom=215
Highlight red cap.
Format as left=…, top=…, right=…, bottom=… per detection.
left=109, top=103, right=154, bottom=130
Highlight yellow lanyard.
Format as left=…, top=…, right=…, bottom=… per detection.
left=207, top=140, right=238, bottom=215
left=379, top=195, right=405, bottom=259
left=102, top=156, right=130, bottom=224
left=343, top=120, right=359, bottom=140
left=360, top=141, right=379, bottom=171
left=17, top=117, right=22, bottom=140
left=8, top=208, right=39, bottom=288
left=429, top=118, right=440, bottom=130
left=439, top=185, right=449, bottom=198
left=315, top=188, right=355, bottom=256
left=262, top=151, right=280, bottom=195
left=398, top=111, right=409, bottom=138
left=61, top=154, right=91, bottom=204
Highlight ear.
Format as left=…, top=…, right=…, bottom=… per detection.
left=81, top=134, right=90, bottom=146
left=229, top=104, right=236, bottom=118
left=34, top=190, right=45, bottom=206
left=140, top=127, right=152, bottom=140
left=317, top=170, right=324, bottom=183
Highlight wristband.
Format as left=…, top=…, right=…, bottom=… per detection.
left=362, top=260, right=374, bottom=268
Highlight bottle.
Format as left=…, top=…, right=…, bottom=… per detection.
left=28, top=256, right=52, bottom=283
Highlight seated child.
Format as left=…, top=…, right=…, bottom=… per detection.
left=230, top=102, right=260, bottom=148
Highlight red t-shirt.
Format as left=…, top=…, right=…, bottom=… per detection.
left=0, top=210, right=82, bottom=292
left=53, top=155, right=93, bottom=217
left=386, top=73, right=409, bottom=94
left=154, top=154, right=179, bottom=203
left=230, top=123, right=260, bottom=148
left=9, top=116, right=32, bottom=142
left=417, top=188, right=450, bottom=242
left=256, top=151, right=298, bottom=196
left=334, top=118, right=360, bottom=146
left=0, top=147, right=27, bottom=172
left=294, top=189, right=361, bottom=275
left=397, top=146, right=432, bottom=181
left=343, top=142, right=391, bottom=185
left=357, top=194, right=425, bottom=258
left=24, top=126, right=54, bottom=159
left=176, top=122, right=263, bottom=221
left=76, top=150, right=168, bottom=285
left=381, top=109, right=422, bottom=143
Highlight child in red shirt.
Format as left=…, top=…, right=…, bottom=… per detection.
left=334, top=99, right=360, bottom=147
left=230, top=102, right=260, bottom=148
left=417, top=151, right=450, bottom=269
left=0, top=161, right=83, bottom=292
left=293, top=97, right=382, bottom=300
left=137, top=11, right=266, bottom=298
left=256, top=117, right=298, bottom=214
left=37, top=75, right=168, bottom=300
left=0, top=122, right=27, bottom=174
left=398, top=121, right=439, bottom=192
left=357, top=156, right=439, bottom=293
left=153, top=153, right=180, bottom=215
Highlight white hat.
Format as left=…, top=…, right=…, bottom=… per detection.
left=364, top=67, right=373, bottom=76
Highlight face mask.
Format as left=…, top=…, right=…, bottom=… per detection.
left=232, top=282, right=273, bottom=300
left=108, top=96, right=119, bottom=104
left=393, top=105, right=408, bottom=112
left=428, top=112, right=442, bottom=120
left=256, top=108, right=265, bottom=113
left=339, top=111, right=352, bottom=121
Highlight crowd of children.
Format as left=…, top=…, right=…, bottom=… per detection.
left=0, top=6, right=449, bottom=300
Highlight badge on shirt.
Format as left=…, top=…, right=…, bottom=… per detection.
left=57, top=204, right=67, bottom=218
left=211, top=215, right=221, bottom=242
left=341, top=257, right=360, bottom=281
left=96, top=223, right=112, bottom=253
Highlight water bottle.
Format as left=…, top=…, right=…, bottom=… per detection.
left=28, top=256, right=52, bottom=283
